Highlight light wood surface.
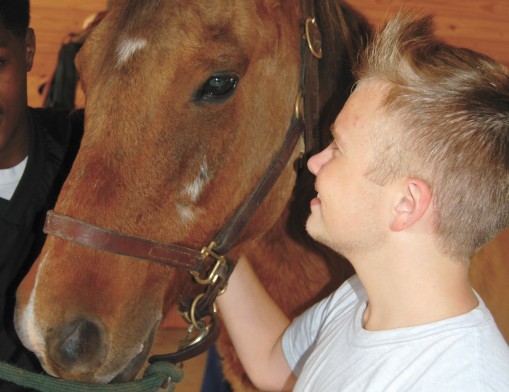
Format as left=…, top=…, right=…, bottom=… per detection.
left=356, top=0, right=508, bottom=67
left=27, top=0, right=509, bottom=107
left=28, top=0, right=108, bottom=107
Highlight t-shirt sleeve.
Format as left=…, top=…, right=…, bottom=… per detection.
left=282, top=295, right=330, bottom=374
left=281, top=275, right=363, bottom=375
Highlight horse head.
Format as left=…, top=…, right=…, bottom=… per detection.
left=15, top=0, right=368, bottom=386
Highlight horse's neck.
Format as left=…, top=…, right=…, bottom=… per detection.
left=241, top=203, right=353, bottom=317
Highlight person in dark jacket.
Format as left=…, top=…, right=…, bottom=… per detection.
left=0, top=1, right=83, bottom=390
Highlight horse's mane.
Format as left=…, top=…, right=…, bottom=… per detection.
left=316, top=0, right=372, bottom=146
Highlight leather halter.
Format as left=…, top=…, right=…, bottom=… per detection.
left=43, top=2, right=323, bottom=365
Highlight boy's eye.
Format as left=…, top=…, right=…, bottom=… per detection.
left=328, top=139, right=344, bottom=156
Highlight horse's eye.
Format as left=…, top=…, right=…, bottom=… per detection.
left=197, top=73, right=238, bottom=102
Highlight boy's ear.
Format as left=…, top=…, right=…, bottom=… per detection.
left=25, top=28, right=36, bottom=72
left=390, top=178, right=431, bottom=232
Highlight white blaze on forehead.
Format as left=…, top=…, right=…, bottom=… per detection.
left=117, top=37, right=147, bottom=66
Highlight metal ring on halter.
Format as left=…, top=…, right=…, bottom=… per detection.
left=189, top=293, right=216, bottom=330
left=189, top=293, right=205, bottom=329
left=180, top=322, right=211, bottom=350
left=294, top=90, right=304, bottom=120
left=305, top=17, right=323, bottom=59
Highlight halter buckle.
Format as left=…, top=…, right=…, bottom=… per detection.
left=192, top=241, right=228, bottom=286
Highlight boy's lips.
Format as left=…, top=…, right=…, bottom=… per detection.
left=310, top=193, right=321, bottom=207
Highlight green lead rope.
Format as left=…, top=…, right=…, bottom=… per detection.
left=0, top=361, right=183, bottom=392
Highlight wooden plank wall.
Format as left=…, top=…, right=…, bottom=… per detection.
left=28, top=0, right=509, bottom=107
left=28, top=0, right=108, bottom=107
left=358, top=0, right=508, bottom=67
left=27, top=1, right=509, bottom=339
left=28, top=0, right=508, bottom=106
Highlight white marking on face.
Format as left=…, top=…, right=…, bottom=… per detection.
left=183, top=161, right=210, bottom=203
left=176, top=160, right=211, bottom=222
left=16, top=255, right=49, bottom=368
left=117, top=38, right=147, bottom=66
left=176, top=204, right=196, bottom=222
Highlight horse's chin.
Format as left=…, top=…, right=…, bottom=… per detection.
left=110, top=326, right=157, bottom=383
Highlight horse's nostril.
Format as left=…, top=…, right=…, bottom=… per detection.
left=60, top=320, right=102, bottom=364
left=48, top=318, right=107, bottom=374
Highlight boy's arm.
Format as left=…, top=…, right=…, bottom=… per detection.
left=217, top=256, right=297, bottom=391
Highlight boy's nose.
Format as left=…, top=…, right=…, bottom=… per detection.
left=307, top=145, right=332, bottom=175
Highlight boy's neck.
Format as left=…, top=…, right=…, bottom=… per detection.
left=353, top=248, right=478, bottom=331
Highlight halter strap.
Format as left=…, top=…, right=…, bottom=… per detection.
left=44, top=210, right=204, bottom=271
left=211, top=118, right=304, bottom=255
left=301, top=0, right=322, bottom=156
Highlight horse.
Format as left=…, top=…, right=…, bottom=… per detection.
left=14, top=0, right=370, bottom=389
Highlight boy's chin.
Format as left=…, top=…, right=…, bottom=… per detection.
left=305, top=215, right=323, bottom=242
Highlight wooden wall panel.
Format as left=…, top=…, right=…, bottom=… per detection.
left=28, top=0, right=107, bottom=107
left=27, top=1, right=509, bottom=106
left=354, top=0, right=509, bottom=67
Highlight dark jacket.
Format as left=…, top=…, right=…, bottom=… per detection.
left=0, top=108, right=83, bottom=391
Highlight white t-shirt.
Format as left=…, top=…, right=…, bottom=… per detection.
left=283, top=275, right=509, bottom=391
left=0, top=157, right=27, bottom=200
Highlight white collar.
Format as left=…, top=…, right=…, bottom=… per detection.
left=0, top=156, right=28, bottom=200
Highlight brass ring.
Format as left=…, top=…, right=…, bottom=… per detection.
left=305, top=17, right=323, bottom=59
left=189, top=293, right=205, bottom=329
left=294, top=90, right=304, bottom=120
